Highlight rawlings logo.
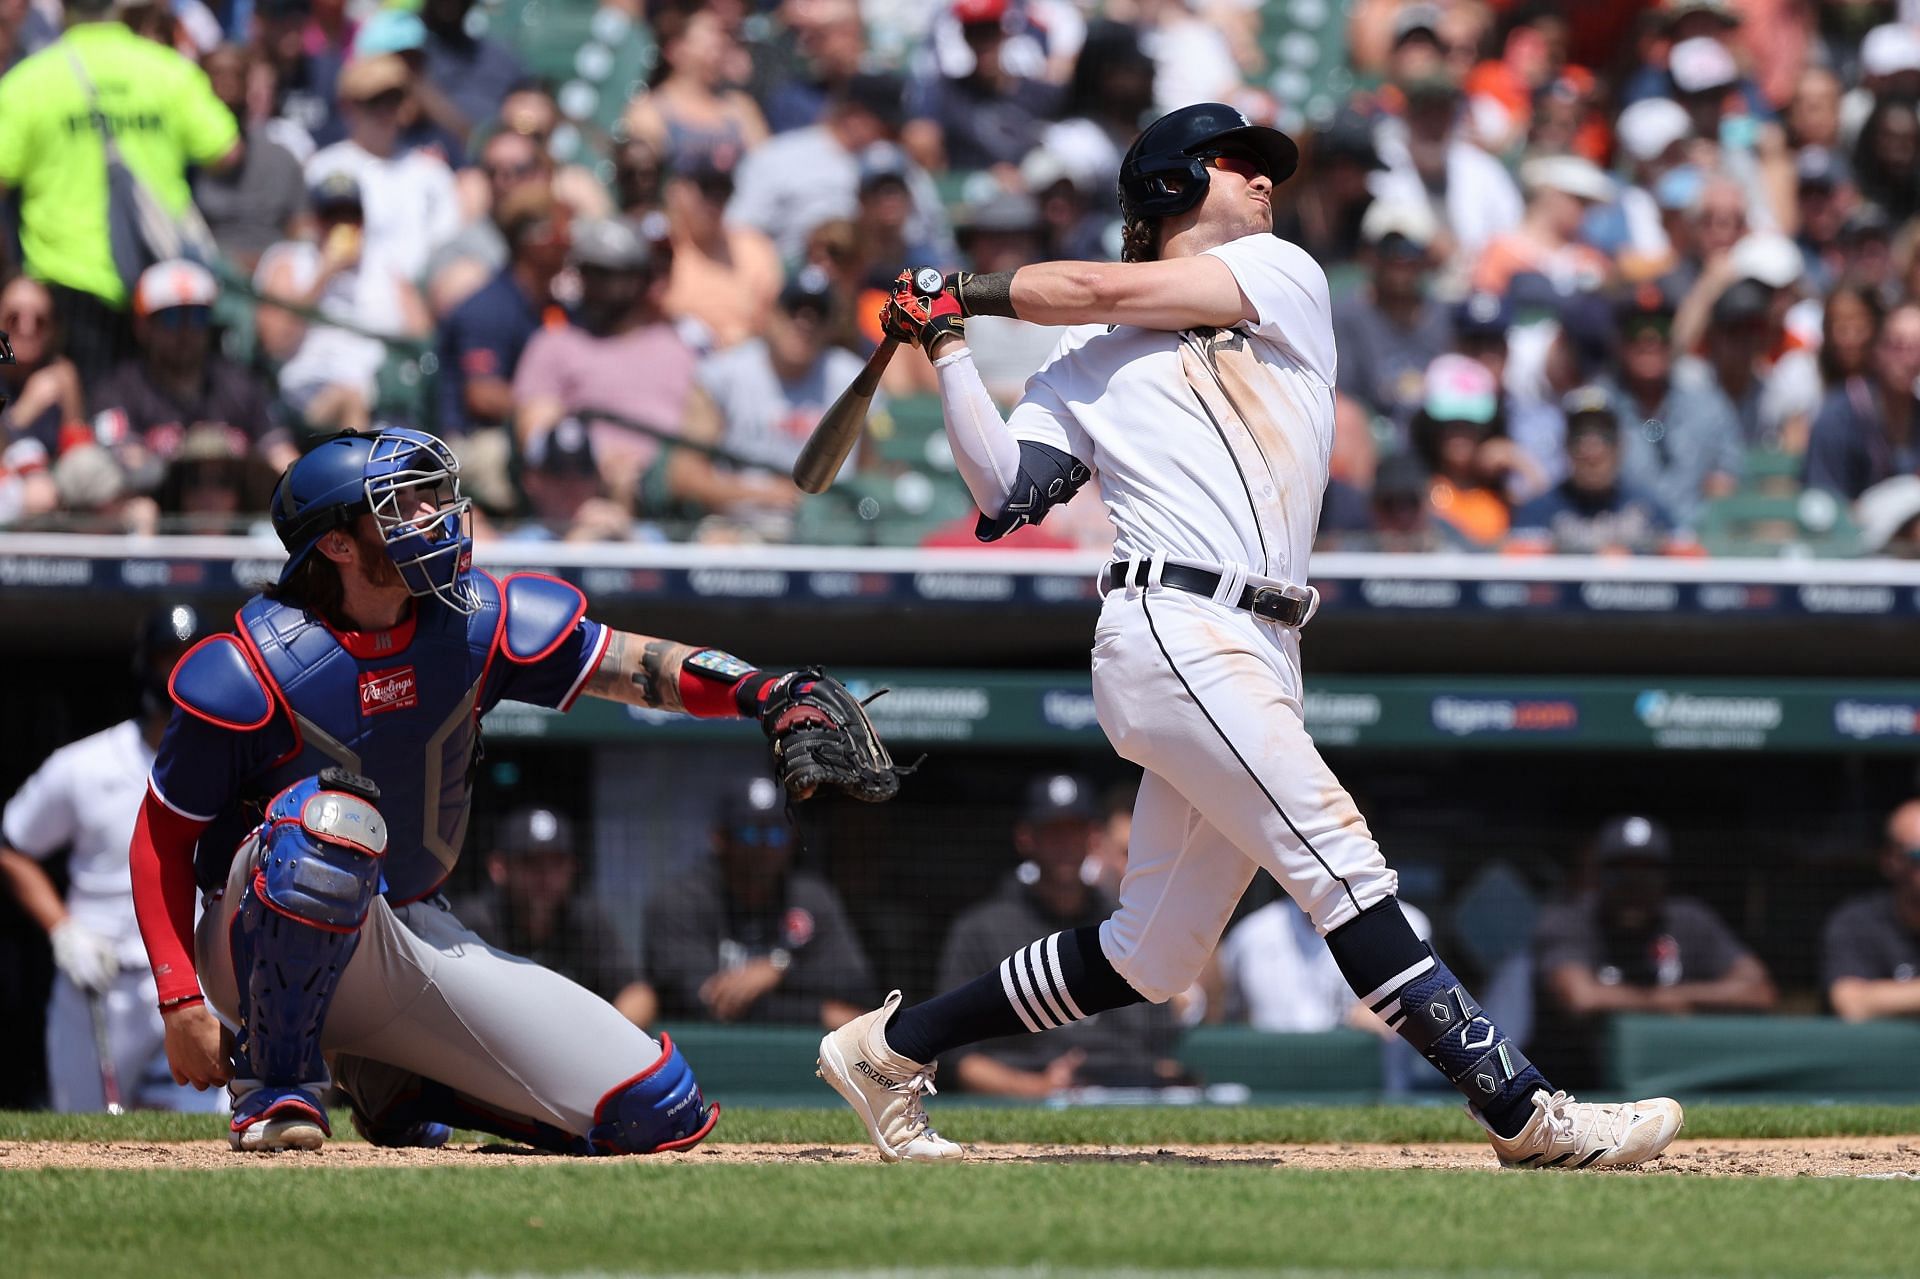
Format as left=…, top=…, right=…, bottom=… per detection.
left=359, top=666, right=419, bottom=715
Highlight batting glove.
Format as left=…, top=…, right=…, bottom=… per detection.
left=878, top=267, right=965, bottom=349
left=51, top=919, right=118, bottom=993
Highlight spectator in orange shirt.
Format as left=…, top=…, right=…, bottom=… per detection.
left=1411, top=354, right=1512, bottom=547
left=1472, top=155, right=1615, bottom=299
left=661, top=151, right=782, bottom=353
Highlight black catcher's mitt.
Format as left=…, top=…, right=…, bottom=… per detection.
left=758, top=668, right=912, bottom=803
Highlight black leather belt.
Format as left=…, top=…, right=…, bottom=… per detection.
left=1103, top=561, right=1313, bottom=627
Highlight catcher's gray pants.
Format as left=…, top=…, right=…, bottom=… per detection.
left=197, top=834, right=661, bottom=1136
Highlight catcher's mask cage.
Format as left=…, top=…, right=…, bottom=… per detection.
left=364, top=428, right=479, bottom=616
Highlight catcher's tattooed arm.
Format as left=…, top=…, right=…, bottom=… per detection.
left=582, top=631, right=698, bottom=713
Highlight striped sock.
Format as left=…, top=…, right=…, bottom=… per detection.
left=883, top=925, right=1142, bottom=1064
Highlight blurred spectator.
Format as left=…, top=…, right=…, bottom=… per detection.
left=0, top=275, right=81, bottom=455
left=193, top=43, right=307, bottom=273
left=306, top=54, right=461, bottom=285
left=613, top=133, right=668, bottom=222
left=1841, top=23, right=1920, bottom=151
left=0, top=605, right=221, bottom=1111
left=937, top=775, right=1182, bottom=1097
left=252, top=0, right=353, bottom=150
left=1040, top=20, right=1156, bottom=213
left=755, top=0, right=868, bottom=134
left=493, top=86, right=614, bottom=220
left=1804, top=302, right=1920, bottom=499
left=1793, top=146, right=1855, bottom=296
left=350, top=7, right=466, bottom=168
left=904, top=0, right=1061, bottom=173
left=431, top=126, right=549, bottom=296
left=847, top=144, right=945, bottom=290
left=625, top=5, right=767, bottom=173
left=1836, top=202, right=1896, bottom=305
left=1850, top=95, right=1920, bottom=224
left=0, top=0, right=57, bottom=73
left=1411, top=354, right=1512, bottom=548
left=1820, top=284, right=1884, bottom=394
left=256, top=171, right=432, bottom=433
left=435, top=184, right=569, bottom=508
left=0, top=0, right=241, bottom=382
left=90, top=261, right=290, bottom=488
left=1512, top=386, right=1672, bottom=551
left=1334, top=201, right=1453, bottom=436
left=1606, top=282, right=1742, bottom=527
left=953, top=192, right=1065, bottom=403
left=1613, top=98, right=1695, bottom=269
left=1472, top=155, right=1614, bottom=298
left=1135, top=0, right=1241, bottom=113
left=457, top=807, right=657, bottom=1029
left=1277, top=106, right=1385, bottom=273
left=661, top=151, right=782, bottom=353
left=1824, top=800, right=1920, bottom=1019
left=1855, top=474, right=1920, bottom=557
left=1696, top=276, right=1817, bottom=449
left=1081, top=780, right=1136, bottom=900
left=1452, top=290, right=1562, bottom=502
left=645, top=776, right=874, bottom=1028
left=1022, top=146, right=1112, bottom=262
left=1373, top=72, right=1523, bottom=267
left=154, top=421, right=275, bottom=532
left=1786, top=64, right=1846, bottom=158
left=728, top=73, right=951, bottom=264
left=1367, top=451, right=1457, bottom=551
left=417, top=0, right=527, bottom=145
left=1215, top=895, right=1432, bottom=1032
left=1531, top=815, right=1777, bottom=1089
left=698, top=266, right=870, bottom=503
left=511, top=416, right=633, bottom=542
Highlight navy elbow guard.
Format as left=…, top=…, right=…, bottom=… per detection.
left=975, top=440, right=1092, bottom=542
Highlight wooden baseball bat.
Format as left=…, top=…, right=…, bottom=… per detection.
left=792, top=337, right=899, bottom=494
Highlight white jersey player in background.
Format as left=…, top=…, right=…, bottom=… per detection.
left=817, top=103, right=1684, bottom=1170
left=0, top=605, right=222, bottom=1113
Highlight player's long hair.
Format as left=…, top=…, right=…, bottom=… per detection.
left=1120, top=215, right=1157, bottom=264
left=263, top=555, right=346, bottom=628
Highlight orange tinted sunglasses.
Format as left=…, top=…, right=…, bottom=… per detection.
left=1203, top=152, right=1267, bottom=182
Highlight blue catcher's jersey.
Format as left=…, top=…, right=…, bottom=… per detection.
left=152, top=572, right=610, bottom=902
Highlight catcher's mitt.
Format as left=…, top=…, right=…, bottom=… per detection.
left=758, top=668, right=913, bottom=803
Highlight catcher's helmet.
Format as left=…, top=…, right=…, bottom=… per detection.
left=270, top=428, right=477, bottom=614
left=1116, top=102, right=1300, bottom=223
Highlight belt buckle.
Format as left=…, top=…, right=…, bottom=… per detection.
left=1249, top=585, right=1307, bottom=626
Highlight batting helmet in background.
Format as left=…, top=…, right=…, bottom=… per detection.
left=134, top=603, right=206, bottom=718
left=1116, top=103, right=1300, bottom=261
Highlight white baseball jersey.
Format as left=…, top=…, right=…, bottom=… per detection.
left=1006, top=233, right=1337, bottom=587
left=3, top=719, right=154, bottom=966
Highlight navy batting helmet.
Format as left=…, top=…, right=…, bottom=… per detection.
left=134, top=603, right=206, bottom=717
left=1117, top=103, right=1299, bottom=224
left=271, top=428, right=477, bottom=614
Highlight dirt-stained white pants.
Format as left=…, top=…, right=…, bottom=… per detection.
left=198, top=834, right=661, bottom=1136
left=1091, top=581, right=1396, bottom=1003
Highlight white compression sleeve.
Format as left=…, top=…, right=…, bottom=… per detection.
left=934, top=346, right=1021, bottom=516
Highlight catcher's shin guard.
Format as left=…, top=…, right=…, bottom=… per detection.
left=230, top=772, right=386, bottom=1091
left=586, top=1035, right=719, bottom=1154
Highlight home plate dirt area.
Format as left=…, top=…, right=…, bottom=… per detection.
left=5, top=1134, right=1918, bottom=1177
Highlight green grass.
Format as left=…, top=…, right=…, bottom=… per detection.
left=6, top=1103, right=1920, bottom=1145
left=4, top=1163, right=1917, bottom=1279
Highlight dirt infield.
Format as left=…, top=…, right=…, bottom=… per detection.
left=5, top=1135, right=1918, bottom=1177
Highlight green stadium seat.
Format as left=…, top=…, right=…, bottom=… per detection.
left=873, top=394, right=947, bottom=467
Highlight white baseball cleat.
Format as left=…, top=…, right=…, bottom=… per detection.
left=817, top=990, right=963, bottom=1163
left=1476, top=1089, right=1684, bottom=1169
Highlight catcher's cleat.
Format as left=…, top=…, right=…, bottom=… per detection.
left=817, top=990, right=963, bottom=1163
left=229, top=1083, right=330, bottom=1153
left=1476, top=1089, right=1683, bottom=1169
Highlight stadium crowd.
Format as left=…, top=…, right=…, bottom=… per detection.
left=3, top=0, right=1920, bottom=554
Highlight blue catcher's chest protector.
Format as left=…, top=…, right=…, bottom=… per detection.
left=237, top=574, right=508, bottom=904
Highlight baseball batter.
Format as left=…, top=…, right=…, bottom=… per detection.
left=130, top=426, right=898, bottom=1152
left=0, top=606, right=222, bottom=1113
left=819, top=103, right=1685, bottom=1170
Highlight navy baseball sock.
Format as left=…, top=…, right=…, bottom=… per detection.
left=884, top=925, right=1143, bottom=1064
left=1326, top=898, right=1551, bottom=1140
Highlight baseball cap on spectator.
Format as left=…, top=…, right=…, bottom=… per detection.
left=956, top=191, right=1043, bottom=235
left=675, top=150, right=739, bottom=200
left=133, top=260, right=218, bottom=318
left=1616, top=279, right=1676, bottom=335
left=1313, top=106, right=1384, bottom=170
left=337, top=53, right=410, bottom=102
left=1561, top=384, right=1618, bottom=433
left=1019, top=146, right=1079, bottom=195
left=1594, top=815, right=1672, bottom=863
left=524, top=416, right=599, bottom=479
left=1454, top=290, right=1512, bottom=341
left=496, top=806, right=575, bottom=858
left=1668, top=37, right=1738, bottom=95
left=1422, top=354, right=1498, bottom=425
left=1615, top=98, right=1692, bottom=164
left=1391, top=3, right=1444, bottom=48
left=1841, top=203, right=1893, bottom=243
left=1660, top=0, right=1740, bottom=28
left=857, top=142, right=913, bottom=194
left=1519, top=154, right=1615, bottom=203
left=1360, top=200, right=1438, bottom=256
left=1022, top=773, right=1099, bottom=823
left=1729, top=232, right=1803, bottom=289
left=1855, top=475, right=1920, bottom=554
left=353, top=8, right=426, bottom=58
left=1372, top=452, right=1429, bottom=502
left=53, top=444, right=128, bottom=511
left=1654, top=165, right=1704, bottom=212
left=1795, top=146, right=1842, bottom=191
left=310, top=170, right=364, bottom=214
left=1711, top=278, right=1772, bottom=326
left=952, top=0, right=1008, bottom=25
left=778, top=265, right=836, bottom=318
left=838, top=72, right=905, bottom=132
left=571, top=217, right=653, bottom=271
left=1861, top=24, right=1920, bottom=78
